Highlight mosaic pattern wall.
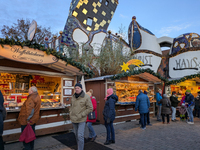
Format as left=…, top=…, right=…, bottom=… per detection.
left=171, top=33, right=200, bottom=55
left=61, top=0, right=118, bottom=51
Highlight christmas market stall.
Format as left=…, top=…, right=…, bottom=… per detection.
left=85, top=68, right=167, bottom=124
left=165, top=32, right=200, bottom=98
left=0, top=38, right=93, bottom=142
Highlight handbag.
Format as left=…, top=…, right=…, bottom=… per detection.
left=88, top=111, right=96, bottom=120
left=19, top=124, right=36, bottom=143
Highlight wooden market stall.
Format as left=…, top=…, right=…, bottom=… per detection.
left=85, top=71, right=163, bottom=124
left=0, top=45, right=92, bottom=142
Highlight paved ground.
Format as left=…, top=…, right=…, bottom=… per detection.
left=5, top=117, right=200, bottom=150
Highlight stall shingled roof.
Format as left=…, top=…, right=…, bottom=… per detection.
left=85, top=68, right=167, bottom=83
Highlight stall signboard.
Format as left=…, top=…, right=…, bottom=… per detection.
left=134, top=53, right=162, bottom=73
left=0, top=45, right=58, bottom=64
left=169, top=51, right=200, bottom=78
left=28, top=20, right=37, bottom=41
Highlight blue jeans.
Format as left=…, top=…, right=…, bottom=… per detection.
left=171, top=106, right=176, bottom=120
left=105, top=121, right=115, bottom=141
left=72, top=122, right=85, bottom=150
left=21, top=124, right=36, bottom=150
left=87, top=122, right=96, bottom=138
left=187, top=105, right=195, bottom=122
left=140, top=113, right=147, bottom=128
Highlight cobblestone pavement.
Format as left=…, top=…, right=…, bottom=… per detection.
left=5, top=117, right=200, bottom=150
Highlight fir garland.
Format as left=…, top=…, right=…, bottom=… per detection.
left=0, top=37, right=94, bottom=77
left=165, top=73, right=200, bottom=86
left=110, top=68, right=168, bottom=82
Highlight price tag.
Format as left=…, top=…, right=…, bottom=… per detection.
left=6, top=107, right=9, bottom=110
left=15, top=107, right=19, bottom=109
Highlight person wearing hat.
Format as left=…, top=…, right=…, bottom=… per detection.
left=170, top=91, right=179, bottom=122
left=69, top=83, right=93, bottom=150
left=86, top=89, right=97, bottom=142
left=193, top=91, right=200, bottom=118
left=185, top=89, right=195, bottom=124
left=156, top=89, right=162, bottom=121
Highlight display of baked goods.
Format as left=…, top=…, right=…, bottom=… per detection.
left=115, top=82, right=153, bottom=103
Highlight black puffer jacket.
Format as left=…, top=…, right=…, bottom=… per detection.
left=103, top=94, right=118, bottom=122
left=170, top=95, right=179, bottom=107
left=0, top=91, right=4, bottom=135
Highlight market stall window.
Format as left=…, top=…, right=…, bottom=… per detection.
left=2, top=73, right=62, bottom=110
left=170, top=80, right=200, bottom=100
left=115, top=82, right=154, bottom=104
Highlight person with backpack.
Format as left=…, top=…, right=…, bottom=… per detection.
left=0, top=90, right=5, bottom=150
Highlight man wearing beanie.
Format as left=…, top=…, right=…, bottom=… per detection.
left=185, top=90, right=195, bottom=124
left=69, top=83, right=93, bottom=150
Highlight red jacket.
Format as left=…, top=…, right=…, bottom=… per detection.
left=86, top=96, right=97, bottom=123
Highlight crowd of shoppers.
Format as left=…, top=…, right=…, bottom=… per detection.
left=1, top=83, right=200, bottom=150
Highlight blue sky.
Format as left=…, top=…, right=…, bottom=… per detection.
left=0, top=0, right=200, bottom=40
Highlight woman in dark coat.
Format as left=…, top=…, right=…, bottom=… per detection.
left=0, top=90, right=5, bottom=150
left=103, top=88, right=118, bottom=145
left=159, top=94, right=171, bottom=124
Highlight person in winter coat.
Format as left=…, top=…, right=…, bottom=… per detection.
left=193, top=91, right=200, bottom=118
left=0, top=90, right=5, bottom=150
left=144, top=91, right=152, bottom=126
left=170, top=91, right=179, bottom=122
left=135, top=90, right=150, bottom=130
left=156, top=89, right=162, bottom=121
left=180, top=93, right=188, bottom=120
left=103, top=88, right=118, bottom=145
left=185, top=90, right=195, bottom=124
left=70, top=83, right=93, bottom=150
left=158, top=94, right=171, bottom=124
left=18, top=86, right=41, bottom=150
left=86, top=89, right=97, bottom=142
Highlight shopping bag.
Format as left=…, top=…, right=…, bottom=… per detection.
left=88, top=111, right=96, bottom=120
left=19, top=124, right=36, bottom=143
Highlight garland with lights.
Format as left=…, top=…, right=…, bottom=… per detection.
left=0, top=37, right=94, bottom=77
left=110, top=68, right=168, bottom=82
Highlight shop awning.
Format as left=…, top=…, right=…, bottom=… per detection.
left=133, top=72, right=162, bottom=84
left=85, top=72, right=163, bottom=84
left=43, top=59, right=86, bottom=76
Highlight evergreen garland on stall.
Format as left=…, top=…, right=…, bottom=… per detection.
left=165, top=73, right=200, bottom=86
left=110, top=68, right=168, bottom=82
left=0, top=37, right=94, bottom=77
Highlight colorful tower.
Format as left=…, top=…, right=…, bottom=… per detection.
left=128, top=16, right=162, bottom=73
left=61, top=0, right=118, bottom=56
